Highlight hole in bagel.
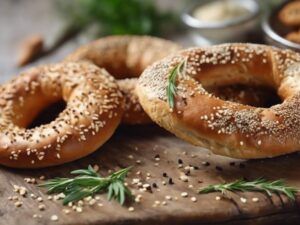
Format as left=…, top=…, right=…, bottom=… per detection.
left=204, top=84, right=282, bottom=108
left=28, top=100, right=66, bottom=129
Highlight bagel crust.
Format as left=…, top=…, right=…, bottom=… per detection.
left=137, top=43, right=300, bottom=159
left=0, top=62, right=123, bottom=168
left=65, top=35, right=182, bottom=124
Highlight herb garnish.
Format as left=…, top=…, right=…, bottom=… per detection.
left=166, top=58, right=187, bottom=109
left=39, top=165, right=132, bottom=205
left=199, top=178, right=298, bottom=200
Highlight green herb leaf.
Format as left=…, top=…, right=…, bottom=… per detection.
left=199, top=178, right=298, bottom=200
left=39, top=165, right=132, bottom=205
left=166, top=58, right=187, bottom=109
left=71, top=165, right=99, bottom=177
left=55, top=0, right=177, bottom=36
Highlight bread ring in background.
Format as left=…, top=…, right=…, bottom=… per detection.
left=137, top=43, right=300, bottom=159
left=286, top=30, right=300, bottom=44
left=0, top=62, right=123, bottom=168
left=65, top=35, right=182, bottom=124
left=117, top=78, right=151, bottom=124
left=278, top=1, right=300, bottom=26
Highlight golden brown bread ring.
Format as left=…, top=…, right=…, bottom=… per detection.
left=65, top=35, right=182, bottom=124
left=117, top=78, right=152, bottom=124
left=0, top=62, right=123, bottom=168
left=285, top=29, right=300, bottom=44
left=137, top=43, right=300, bottom=159
left=278, top=1, right=300, bottom=26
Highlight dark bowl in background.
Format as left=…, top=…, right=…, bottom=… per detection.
left=262, top=1, right=300, bottom=52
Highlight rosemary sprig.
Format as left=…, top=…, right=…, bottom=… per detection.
left=166, top=59, right=187, bottom=109
left=39, top=165, right=132, bottom=205
left=199, top=178, right=298, bottom=200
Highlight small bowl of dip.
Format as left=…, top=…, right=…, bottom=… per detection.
left=182, top=0, right=260, bottom=46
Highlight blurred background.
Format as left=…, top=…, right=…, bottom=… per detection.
left=0, top=0, right=290, bottom=83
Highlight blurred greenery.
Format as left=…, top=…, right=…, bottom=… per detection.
left=55, top=0, right=177, bottom=36
left=258, top=0, right=285, bottom=12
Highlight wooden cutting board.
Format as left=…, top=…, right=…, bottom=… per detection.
left=1, top=1, right=300, bottom=224
left=1, top=125, right=300, bottom=225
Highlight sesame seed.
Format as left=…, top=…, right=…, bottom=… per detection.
left=181, top=192, right=188, bottom=198
left=14, top=201, right=22, bottom=207
left=128, top=207, right=135, bottom=212
left=191, top=197, right=197, bottom=202
left=38, top=204, right=46, bottom=211
left=63, top=209, right=70, bottom=214
left=240, top=197, right=247, bottom=203
left=179, top=175, right=189, bottom=182
left=50, top=215, right=58, bottom=221
left=165, top=195, right=172, bottom=200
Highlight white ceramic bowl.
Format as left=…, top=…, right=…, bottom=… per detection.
left=182, top=0, right=260, bottom=46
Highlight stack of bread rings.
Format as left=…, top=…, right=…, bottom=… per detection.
left=0, top=35, right=298, bottom=168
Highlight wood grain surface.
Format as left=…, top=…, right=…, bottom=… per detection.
left=1, top=125, right=300, bottom=225
left=1, top=0, right=300, bottom=225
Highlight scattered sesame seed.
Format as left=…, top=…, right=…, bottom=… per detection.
left=180, top=175, right=189, bottom=182
left=14, top=201, right=22, bottom=207
left=181, top=192, right=188, bottom=198
left=50, top=215, right=58, bottom=221
left=63, top=209, right=70, bottom=214
left=240, top=197, right=247, bottom=203
left=191, top=197, right=197, bottom=202
left=165, top=195, right=172, bottom=200
left=128, top=207, right=135, bottom=212
left=76, top=206, right=83, bottom=213
left=93, top=164, right=100, bottom=172
left=38, top=204, right=46, bottom=211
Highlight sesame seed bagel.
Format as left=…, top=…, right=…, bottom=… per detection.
left=137, top=43, right=300, bottom=159
left=0, top=62, right=123, bottom=168
left=65, top=35, right=182, bottom=124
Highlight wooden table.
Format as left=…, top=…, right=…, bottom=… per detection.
left=1, top=1, right=300, bottom=225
